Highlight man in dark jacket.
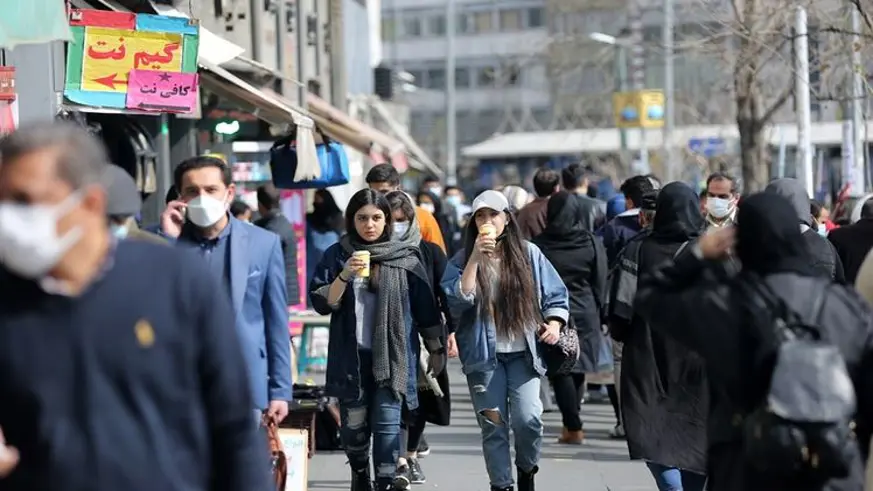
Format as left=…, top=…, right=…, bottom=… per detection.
left=597, top=175, right=657, bottom=265
left=562, top=163, right=606, bottom=232
left=255, top=183, right=300, bottom=306
left=0, top=122, right=269, bottom=491
left=764, top=178, right=845, bottom=283
left=517, top=167, right=559, bottom=239
left=828, top=196, right=873, bottom=284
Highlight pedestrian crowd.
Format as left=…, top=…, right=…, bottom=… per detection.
left=1, top=120, right=873, bottom=491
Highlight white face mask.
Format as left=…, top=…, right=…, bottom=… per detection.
left=706, top=197, right=734, bottom=219
left=420, top=202, right=435, bottom=214
left=0, top=193, right=84, bottom=279
left=187, top=194, right=229, bottom=227
left=392, top=221, right=410, bottom=240
left=428, top=186, right=443, bottom=197
left=817, top=223, right=828, bottom=237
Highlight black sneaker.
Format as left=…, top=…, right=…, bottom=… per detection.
left=408, top=458, right=426, bottom=484
left=392, top=464, right=411, bottom=490
left=416, top=435, right=430, bottom=457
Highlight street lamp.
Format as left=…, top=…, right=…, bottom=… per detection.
left=590, top=32, right=630, bottom=156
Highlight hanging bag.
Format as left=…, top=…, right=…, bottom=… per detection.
left=270, top=125, right=350, bottom=189
left=262, top=415, right=288, bottom=491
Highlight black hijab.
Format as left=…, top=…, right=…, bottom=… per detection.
left=307, top=189, right=343, bottom=233
left=736, top=192, right=813, bottom=276
left=532, top=191, right=593, bottom=250
left=650, top=182, right=705, bottom=243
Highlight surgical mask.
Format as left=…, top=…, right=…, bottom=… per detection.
left=392, top=221, right=410, bottom=240
left=187, top=194, right=229, bottom=228
left=420, top=202, right=435, bottom=214
left=706, top=197, right=733, bottom=219
left=110, top=224, right=129, bottom=240
left=428, top=186, right=443, bottom=197
left=446, top=195, right=461, bottom=207
left=0, top=193, right=84, bottom=279
left=817, top=223, right=828, bottom=237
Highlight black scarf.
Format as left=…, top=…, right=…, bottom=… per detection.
left=532, top=191, right=593, bottom=252
left=649, top=182, right=705, bottom=244
left=736, top=192, right=814, bottom=276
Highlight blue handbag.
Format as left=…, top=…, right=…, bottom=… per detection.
left=270, top=127, right=351, bottom=189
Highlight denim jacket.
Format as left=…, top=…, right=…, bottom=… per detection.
left=441, top=241, right=570, bottom=376
left=309, top=243, right=442, bottom=407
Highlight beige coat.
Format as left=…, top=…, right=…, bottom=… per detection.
left=854, top=249, right=873, bottom=491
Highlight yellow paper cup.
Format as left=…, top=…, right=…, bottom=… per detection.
left=353, top=250, right=371, bottom=278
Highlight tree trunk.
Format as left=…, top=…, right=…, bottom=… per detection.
left=737, top=117, right=769, bottom=192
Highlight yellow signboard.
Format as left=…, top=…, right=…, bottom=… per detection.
left=81, top=27, right=183, bottom=93
left=612, top=90, right=666, bottom=129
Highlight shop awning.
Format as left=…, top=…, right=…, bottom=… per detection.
left=307, top=94, right=405, bottom=156
left=368, top=98, right=443, bottom=177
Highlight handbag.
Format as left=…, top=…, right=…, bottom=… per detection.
left=270, top=126, right=350, bottom=189
left=263, top=416, right=288, bottom=491
left=541, top=317, right=580, bottom=377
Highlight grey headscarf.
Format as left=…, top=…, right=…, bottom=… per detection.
left=340, top=203, right=423, bottom=398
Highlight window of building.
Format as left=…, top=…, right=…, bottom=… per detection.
left=476, top=66, right=497, bottom=87
left=501, top=64, right=521, bottom=86
left=403, top=17, right=422, bottom=38
left=426, top=68, right=446, bottom=89
left=429, top=15, right=446, bottom=36
left=457, top=14, right=472, bottom=34
left=499, top=9, right=522, bottom=31
left=473, top=11, right=493, bottom=33
left=527, top=7, right=544, bottom=28
left=455, top=67, right=471, bottom=88
left=381, top=18, right=396, bottom=41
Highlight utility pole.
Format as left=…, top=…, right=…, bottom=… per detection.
left=795, top=6, right=814, bottom=198
left=249, top=0, right=263, bottom=62
left=628, top=2, right=648, bottom=171
left=850, top=3, right=866, bottom=196
left=662, top=0, right=675, bottom=182
left=615, top=46, right=628, bottom=154
left=445, top=0, right=457, bottom=185
left=296, top=0, right=308, bottom=109
left=276, top=0, right=289, bottom=96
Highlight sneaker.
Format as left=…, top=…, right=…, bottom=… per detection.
left=408, top=458, right=426, bottom=484
left=609, top=423, right=626, bottom=439
left=416, top=435, right=430, bottom=457
left=392, top=465, right=411, bottom=490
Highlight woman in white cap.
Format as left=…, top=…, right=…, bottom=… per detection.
left=441, top=190, right=570, bottom=491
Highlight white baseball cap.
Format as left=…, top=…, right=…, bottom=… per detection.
left=471, top=190, right=510, bottom=214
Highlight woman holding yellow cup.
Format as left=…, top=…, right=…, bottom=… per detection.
left=309, top=189, right=447, bottom=491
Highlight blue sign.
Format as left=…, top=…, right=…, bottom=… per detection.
left=688, top=137, right=727, bottom=158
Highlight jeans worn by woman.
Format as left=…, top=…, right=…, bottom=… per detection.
left=442, top=242, right=570, bottom=491
left=646, top=462, right=707, bottom=491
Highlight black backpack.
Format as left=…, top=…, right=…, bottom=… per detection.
left=740, top=278, right=858, bottom=482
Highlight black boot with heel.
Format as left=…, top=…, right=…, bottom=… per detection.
left=517, top=465, right=538, bottom=491
left=351, top=467, right=372, bottom=491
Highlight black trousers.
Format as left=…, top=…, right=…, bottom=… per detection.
left=549, top=373, right=586, bottom=431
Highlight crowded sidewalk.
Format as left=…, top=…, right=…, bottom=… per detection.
left=308, top=360, right=654, bottom=491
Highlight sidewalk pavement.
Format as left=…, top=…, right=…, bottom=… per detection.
left=305, top=360, right=656, bottom=491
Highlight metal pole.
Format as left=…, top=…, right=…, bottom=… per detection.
left=296, top=0, right=308, bottom=108
left=445, top=0, right=457, bottom=185
left=628, top=4, right=648, bottom=172
left=616, top=46, right=628, bottom=154
left=795, top=6, right=814, bottom=198
left=276, top=0, right=289, bottom=96
left=850, top=4, right=866, bottom=196
left=663, top=0, right=676, bottom=182
left=249, top=0, right=263, bottom=62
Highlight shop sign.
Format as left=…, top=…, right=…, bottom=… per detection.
left=64, top=9, right=200, bottom=115
left=0, top=67, right=15, bottom=101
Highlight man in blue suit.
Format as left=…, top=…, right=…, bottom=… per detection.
left=160, top=156, right=292, bottom=423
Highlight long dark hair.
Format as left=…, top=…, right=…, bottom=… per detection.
left=345, top=189, right=393, bottom=244
left=463, top=209, right=540, bottom=337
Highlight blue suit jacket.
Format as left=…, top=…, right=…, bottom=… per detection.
left=177, top=217, right=293, bottom=409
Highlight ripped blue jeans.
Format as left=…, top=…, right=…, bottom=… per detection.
left=466, top=351, right=543, bottom=488
left=339, top=350, right=404, bottom=488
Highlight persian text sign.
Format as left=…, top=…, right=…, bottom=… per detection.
left=126, top=70, right=198, bottom=113
left=64, top=9, right=199, bottom=114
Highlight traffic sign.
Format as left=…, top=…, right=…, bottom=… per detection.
left=688, top=137, right=727, bottom=158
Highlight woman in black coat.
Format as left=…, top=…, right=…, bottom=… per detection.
left=608, top=182, right=708, bottom=491
left=532, top=191, right=608, bottom=444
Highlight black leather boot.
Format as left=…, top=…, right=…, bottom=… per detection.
left=351, top=467, right=372, bottom=491
left=490, top=486, right=513, bottom=491
left=517, top=465, right=538, bottom=491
